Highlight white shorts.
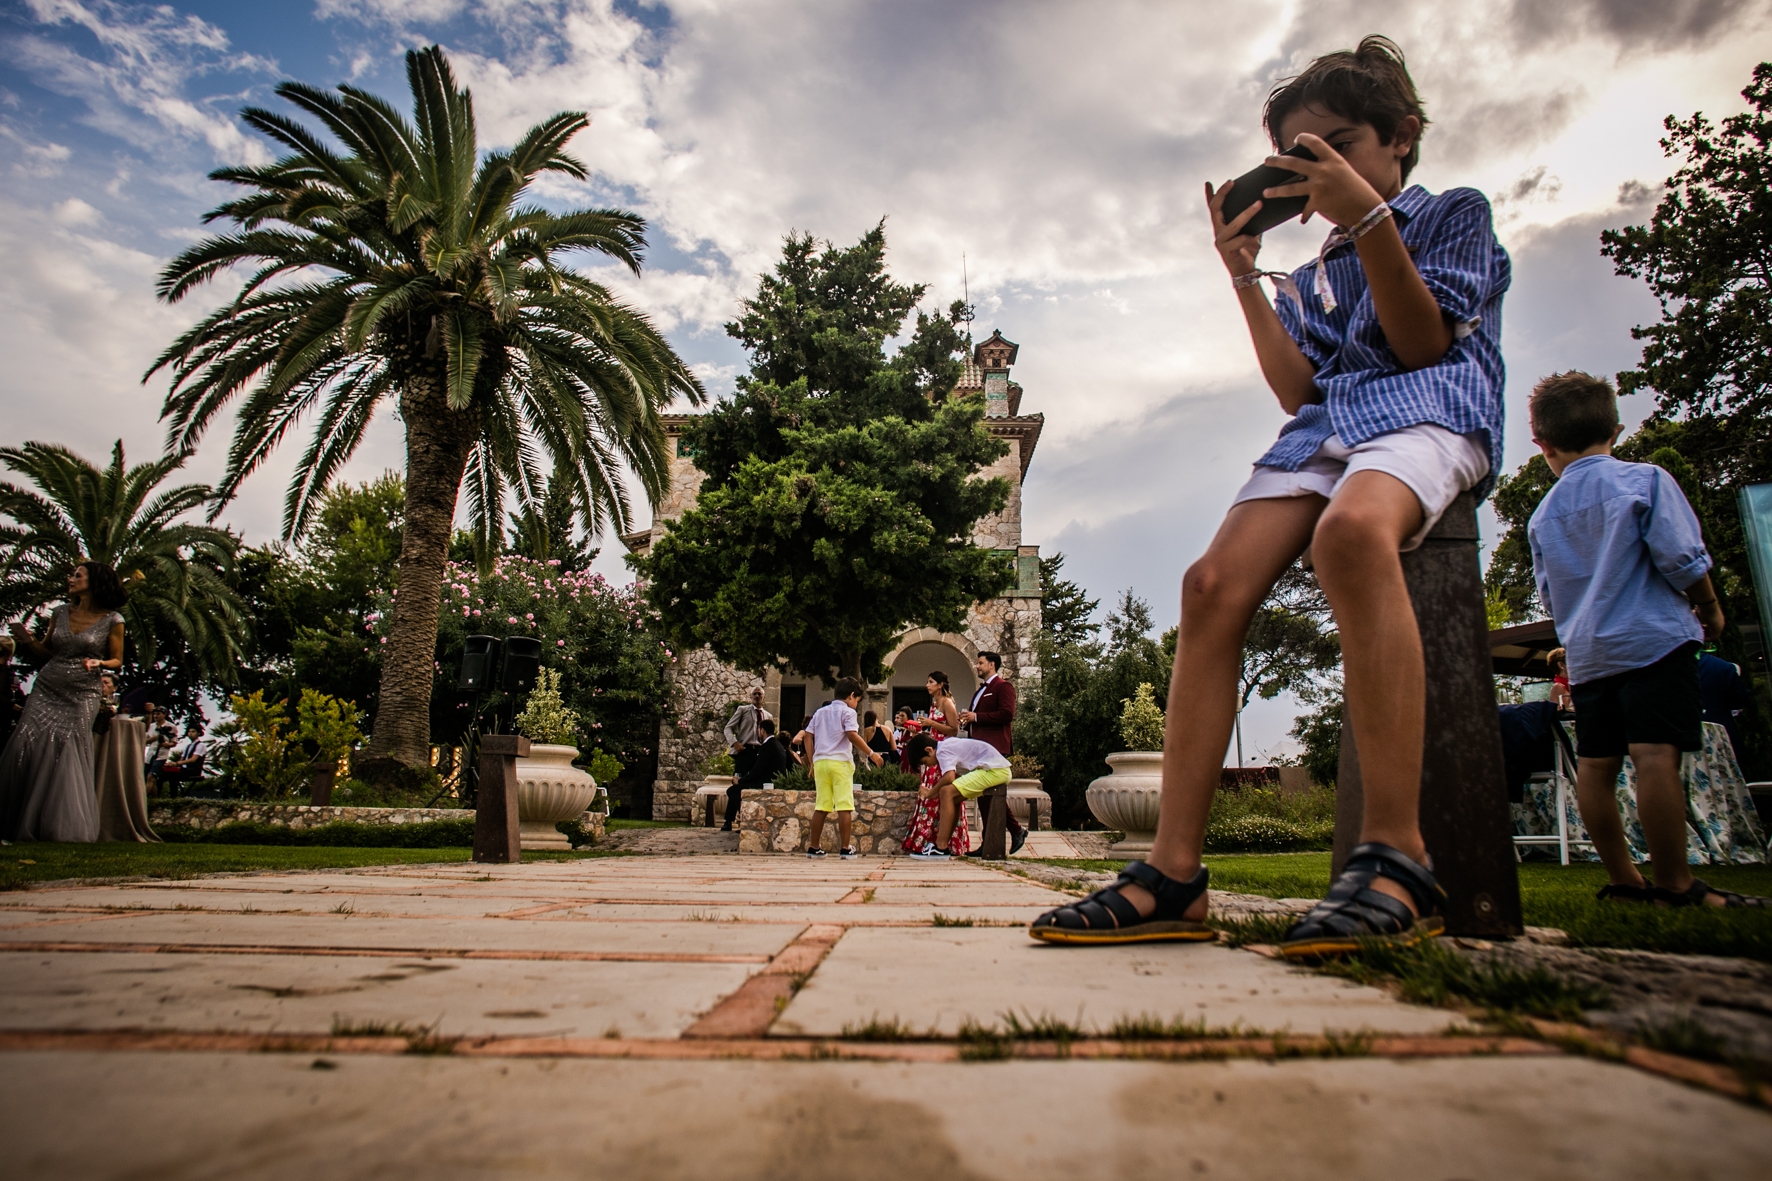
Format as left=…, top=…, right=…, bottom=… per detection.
left=1230, top=425, right=1490, bottom=551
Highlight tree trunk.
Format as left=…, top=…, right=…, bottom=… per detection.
left=363, top=376, right=477, bottom=770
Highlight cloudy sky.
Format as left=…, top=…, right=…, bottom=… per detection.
left=2, top=0, right=1767, bottom=756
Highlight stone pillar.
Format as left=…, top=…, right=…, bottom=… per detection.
left=1331, top=493, right=1522, bottom=937
left=978, top=785, right=1008, bottom=859
left=474, top=734, right=530, bottom=864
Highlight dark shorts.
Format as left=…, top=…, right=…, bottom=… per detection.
left=1570, top=642, right=1702, bottom=758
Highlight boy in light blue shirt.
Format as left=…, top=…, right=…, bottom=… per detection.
left=1527, top=371, right=1763, bottom=908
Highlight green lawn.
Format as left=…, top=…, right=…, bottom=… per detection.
left=0, top=843, right=619, bottom=891
left=1035, top=852, right=1772, bottom=962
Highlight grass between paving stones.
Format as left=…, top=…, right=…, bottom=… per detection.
left=0, top=842, right=622, bottom=890
left=1033, top=852, right=1772, bottom=961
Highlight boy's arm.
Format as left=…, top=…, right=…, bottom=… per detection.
left=1262, top=133, right=1463, bottom=371
left=1643, top=467, right=1721, bottom=640
left=1206, top=183, right=1321, bottom=413
left=847, top=729, right=883, bottom=766
left=1682, top=573, right=1726, bottom=642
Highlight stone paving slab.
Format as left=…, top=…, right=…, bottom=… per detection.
left=0, top=911, right=805, bottom=957
left=4, top=1052, right=1764, bottom=1180
left=775, top=927, right=1459, bottom=1037
left=0, top=951, right=749, bottom=1039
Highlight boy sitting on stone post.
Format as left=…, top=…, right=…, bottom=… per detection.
left=1525, top=372, right=1766, bottom=908
left=1032, top=36, right=1509, bottom=955
left=793, top=678, right=882, bottom=859
left=904, top=733, right=1010, bottom=859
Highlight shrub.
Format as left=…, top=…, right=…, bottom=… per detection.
left=1202, top=787, right=1336, bottom=852
left=212, top=691, right=307, bottom=798
left=157, top=818, right=475, bottom=847
left=211, top=688, right=366, bottom=799
left=585, top=749, right=624, bottom=785
left=514, top=667, right=579, bottom=745
left=856, top=765, right=920, bottom=791
left=297, top=689, right=364, bottom=764
left=1118, top=682, right=1165, bottom=751
left=701, top=749, right=736, bottom=777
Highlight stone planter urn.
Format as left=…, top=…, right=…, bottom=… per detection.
left=514, top=743, right=598, bottom=850
left=1085, top=751, right=1164, bottom=853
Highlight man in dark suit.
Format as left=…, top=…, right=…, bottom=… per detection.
left=960, top=650, right=1026, bottom=854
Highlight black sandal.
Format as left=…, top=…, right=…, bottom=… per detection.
left=1653, top=878, right=1769, bottom=908
left=1028, top=861, right=1213, bottom=945
left=1279, top=842, right=1446, bottom=960
left=1595, top=882, right=1657, bottom=904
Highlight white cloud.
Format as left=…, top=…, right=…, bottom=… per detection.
left=12, top=0, right=275, bottom=165
left=51, top=196, right=101, bottom=225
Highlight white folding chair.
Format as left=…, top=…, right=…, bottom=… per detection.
left=1513, top=722, right=1589, bottom=865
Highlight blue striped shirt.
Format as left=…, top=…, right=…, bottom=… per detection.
left=1262, top=185, right=1512, bottom=498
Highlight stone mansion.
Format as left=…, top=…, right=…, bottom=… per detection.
left=622, top=330, right=1046, bottom=821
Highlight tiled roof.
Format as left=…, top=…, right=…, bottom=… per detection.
left=955, top=360, right=983, bottom=389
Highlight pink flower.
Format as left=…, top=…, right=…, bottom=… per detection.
left=525, top=613, right=534, bottom=621
left=556, top=639, right=566, bottom=647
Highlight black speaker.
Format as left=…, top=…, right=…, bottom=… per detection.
left=500, top=636, right=544, bottom=694
left=457, top=635, right=498, bottom=691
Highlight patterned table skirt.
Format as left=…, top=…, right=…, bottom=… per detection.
left=1513, top=721, right=1769, bottom=865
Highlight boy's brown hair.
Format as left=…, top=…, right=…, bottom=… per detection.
left=1264, top=35, right=1428, bottom=181
left=833, top=676, right=865, bottom=702
left=1529, top=371, right=1619, bottom=453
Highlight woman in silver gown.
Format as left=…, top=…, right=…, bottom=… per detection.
left=0, top=562, right=127, bottom=842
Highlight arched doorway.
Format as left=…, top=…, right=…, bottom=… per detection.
left=887, top=640, right=977, bottom=720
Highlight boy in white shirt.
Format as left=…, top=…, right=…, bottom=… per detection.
left=903, top=734, right=1010, bottom=859
left=792, top=678, right=883, bottom=858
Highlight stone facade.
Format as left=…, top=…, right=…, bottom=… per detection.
left=734, top=789, right=919, bottom=854
left=627, top=331, right=1047, bottom=818
left=651, top=648, right=770, bottom=823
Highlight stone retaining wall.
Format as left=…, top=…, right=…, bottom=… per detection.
left=735, top=789, right=919, bottom=854
left=150, top=802, right=468, bottom=830
left=148, top=801, right=606, bottom=842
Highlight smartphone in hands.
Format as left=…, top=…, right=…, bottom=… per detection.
left=1219, top=143, right=1318, bottom=235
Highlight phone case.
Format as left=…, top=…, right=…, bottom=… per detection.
left=1219, top=144, right=1318, bottom=236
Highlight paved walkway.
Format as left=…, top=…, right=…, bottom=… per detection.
left=1, top=853, right=1765, bottom=1178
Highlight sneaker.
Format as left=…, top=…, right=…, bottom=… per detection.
left=910, top=845, right=953, bottom=859
left=839, top=846, right=858, bottom=859
left=806, top=848, right=827, bottom=858
left=1010, top=828, right=1027, bottom=855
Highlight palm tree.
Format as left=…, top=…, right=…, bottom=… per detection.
left=0, top=441, right=248, bottom=685
left=147, top=46, right=703, bottom=775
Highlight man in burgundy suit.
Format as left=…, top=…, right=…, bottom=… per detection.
left=960, top=650, right=1026, bottom=855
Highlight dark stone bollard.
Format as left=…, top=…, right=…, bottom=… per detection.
left=1331, top=493, right=1523, bottom=937
left=308, top=759, right=337, bottom=807
left=978, top=785, right=1008, bottom=859
left=474, top=734, right=530, bottom=864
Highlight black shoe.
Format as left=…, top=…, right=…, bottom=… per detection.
left=1029, top=862, right=1214, bottom=944
left=1009, top=827, right=1027, bottom=855
left=719, top=823, right=733, bottom=832
left=1279, top=843, right=1446, bottom=959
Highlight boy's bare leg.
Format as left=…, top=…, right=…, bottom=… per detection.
left=1574, top=755, right=1642, bottom=887
left=807, top=810, right=827, bottom=851
left=1310, top=471, right=1430, bottom=915
left=838, top=810, right=853, bottom=849
left=1115, top=496, right=1324, bottom=921
left=1630, top=742, right=1713, bottom=901
left=936, top=785, right=960, bottom=849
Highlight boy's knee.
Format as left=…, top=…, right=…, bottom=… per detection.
left=1311, top=507, right=1397, bottom=574
left=1182, top=555, right=1240, bottom=613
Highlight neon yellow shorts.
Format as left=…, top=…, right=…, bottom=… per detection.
left=951, top=765, right=1010, bottom=800
left=813, top=759, right=856, bottom=812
